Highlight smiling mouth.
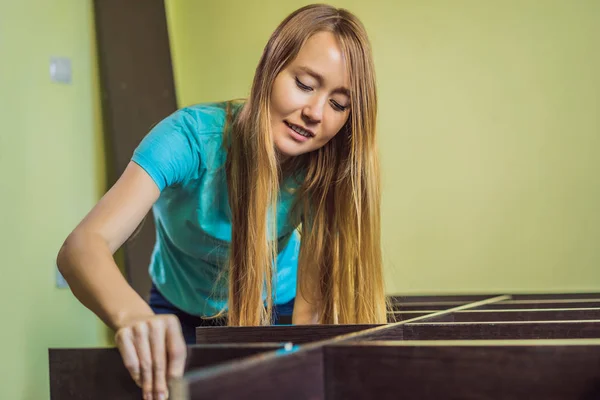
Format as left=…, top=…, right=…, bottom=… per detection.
left=285, top=121, right=314, bottom=138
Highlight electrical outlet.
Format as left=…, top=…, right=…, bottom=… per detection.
left=50, top=57, right=72, bottom=84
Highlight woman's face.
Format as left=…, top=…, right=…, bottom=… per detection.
left=270, top=31, right=351, bottom=158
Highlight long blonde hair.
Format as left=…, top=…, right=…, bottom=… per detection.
left=225, top=4, right=387, bottom=326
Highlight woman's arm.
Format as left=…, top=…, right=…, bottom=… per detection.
left=57, top=161, right=159, bottom=328
left=292, top=290, right=319, bottom=324
left=56, top=161, right=185, bottom=400
left=292, top=256, right=320, bottom=324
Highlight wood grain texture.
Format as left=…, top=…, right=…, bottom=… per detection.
left=172, top=346, right=324, bottom=400
left=391, top=304, right=461, bottom=311
left=389, top=312, right=433, bottom=321
left=359, top=321, right=600, bottom=341
left=476, top=301, right=600, bottom=309
left=50, top=293, right=600, bottom=399
left=424, top=309, right=600, bottom=322
left=195, top=324, right=382, bottom=344
left=325, top=342, right=600, bottom=400
left=388, top=294, right=501, bottom=304
left=509, top=293, right=600, bottom=300
left=93, top=0, right=177, bottom=299
left=49, top=344, right=282, bottom=399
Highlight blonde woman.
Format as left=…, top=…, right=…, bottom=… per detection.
left=57, top=4, right=387, bottom=399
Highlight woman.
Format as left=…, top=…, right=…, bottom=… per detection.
left=57, top=4, right=387, bottom=399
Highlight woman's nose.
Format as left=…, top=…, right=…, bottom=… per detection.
left=302, top=98, right=324, bottom=124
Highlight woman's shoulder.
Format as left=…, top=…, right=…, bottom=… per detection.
left=174, top=100, right=244, bottom=136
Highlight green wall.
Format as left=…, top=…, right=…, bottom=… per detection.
left=165, top=0, right=600, bottom=295
left=0, top=1, right=109, bottom=399
left=2, top=1, right=599, bottom=398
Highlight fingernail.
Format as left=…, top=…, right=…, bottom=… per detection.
left=158, top=393, right=166, bottom=400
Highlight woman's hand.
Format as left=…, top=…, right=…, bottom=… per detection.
left=115, top=314, right=187, bottom=400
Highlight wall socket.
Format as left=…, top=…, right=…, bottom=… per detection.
left=50, top=56, right=72, bottom=84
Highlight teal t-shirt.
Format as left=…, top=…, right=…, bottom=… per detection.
left=131, top=101, right=301, bottom=317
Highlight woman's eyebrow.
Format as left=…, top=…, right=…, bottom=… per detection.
left=298, top=65, right=350, bottom=97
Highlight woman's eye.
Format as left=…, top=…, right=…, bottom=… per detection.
left=295, top=77, right=313, bottom=92
left=331, top=100, right=348, bottom=112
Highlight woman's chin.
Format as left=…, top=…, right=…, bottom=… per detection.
left=274, top=137, right=307, bottom=158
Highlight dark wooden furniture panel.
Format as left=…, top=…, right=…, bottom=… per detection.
left=510, top=293, right=600, bottom=300
left=50, top=292, right=600, bottom=399
left=359, top=321, right=600, bottom=341
left=325, top=341, right=600, bottom=400
left=390, top=293, right=600, bottom=303
left=475, top=301, right=600, bottom=310
left=391, top=295, right=508, bottom=313
left=195, top=324, right=382, bottom=344
left=171, top=346, right=324, bottom=400
left=93, top=0, right=178, bottom=299
left=389, top=294, right=502, bottom=304
left=49, top=344, right=283, bottom=399
left=423, top=309, right=600, bottom=322
left=389, top=295, right=507, bottom=312
left=389, top=311, right=433, bottom=321
left=392, top=303, right=464, bottom=311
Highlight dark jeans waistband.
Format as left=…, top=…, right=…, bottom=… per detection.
left=148, top=284, right=295, bottom=344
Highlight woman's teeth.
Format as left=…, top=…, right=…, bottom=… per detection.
left=287, top=122, right=311, bottom=138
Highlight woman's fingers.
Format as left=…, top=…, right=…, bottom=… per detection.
left=115, top=314, right=187, bottom=400
left=115, top=328, right=141, bottom=386
left=133, top=322, right=154, bottom=399
left=149, top=319, right=167, bottom=399
left=165, top=315, right=187, bottom=380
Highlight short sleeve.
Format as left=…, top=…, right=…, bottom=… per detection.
left=131, top=108, right=200, bottom=191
